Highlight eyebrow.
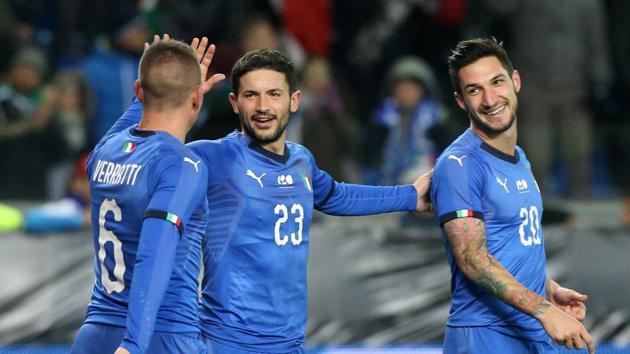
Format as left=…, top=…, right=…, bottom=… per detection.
left=463, top=73, right=507, bottom=91
left=242, top=88, right=284, bottom=94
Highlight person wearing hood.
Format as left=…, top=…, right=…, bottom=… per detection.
left=373, top=56, right=445, bottom=184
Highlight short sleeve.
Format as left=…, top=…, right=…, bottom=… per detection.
left=431, top=152, right=485, bottom=226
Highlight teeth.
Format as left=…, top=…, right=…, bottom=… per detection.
left=488, top=105, right=504, bottom=116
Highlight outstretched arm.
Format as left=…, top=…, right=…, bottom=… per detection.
left=444, top=217, right=594, bottom=353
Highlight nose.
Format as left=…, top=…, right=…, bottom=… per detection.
left=256, top=95, right=270, bottom=112
left=481, top=89, right=498, bottom=108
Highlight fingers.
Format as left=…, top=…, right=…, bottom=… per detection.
left=204, top=73, right=226, bottom=92
left=563, top=328, right=594, bottom=354
left=561, top=302, right=586, bottom=321
left=581, top=328, right=595, bottom=354
left=574, top=292, right=588, bottom=302
left=144, top=34, right=171, bottom=52
left=191, top=37, right=199, bottom=51
left=197, top=37, right=209, bottom=62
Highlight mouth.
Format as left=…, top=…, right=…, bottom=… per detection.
left=482, top=104, right=506, bottom=118
left=252, top=115, right=276, bottom=128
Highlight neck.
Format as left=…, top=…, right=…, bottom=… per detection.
left=137, top=109, right=189, bottom=143
left=243, top=131, right=286, bottom=155
left=471, top=122, right=518, bottom=156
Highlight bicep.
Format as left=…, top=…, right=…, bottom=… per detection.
left=443, top=217, right=488, bottom=268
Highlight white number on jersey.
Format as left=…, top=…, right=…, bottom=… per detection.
left=274, top=203, right=304, bottom=246
left=98, top=199, right=127, bottom=293
left=518, top=205, right=541, bottom=246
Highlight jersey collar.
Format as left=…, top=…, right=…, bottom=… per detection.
left=237, top=133, right=290, bottom=164
left=130, top=126, right=156, bottom=137
left=248, top=142, right=291, bottom=164
left=480, top=141, right=520, bottom=164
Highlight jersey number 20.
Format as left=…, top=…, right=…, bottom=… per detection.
left=98, top=199, right=126, bottom=293
left=274, top=203, right=304, bottom=246
left=518, top=205, right=541, bottom=246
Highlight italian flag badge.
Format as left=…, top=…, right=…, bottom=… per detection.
left=166, top=212, right=182, bottom=227
left=456, top=209, right=474, bottom=218
left=301, top=175, right=312, bottom=192
left=122, top=141, right=136, bottom=153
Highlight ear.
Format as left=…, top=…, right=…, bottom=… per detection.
left=228, top=92, right=239, bottom=114
left=289, top=90, right=302, bottom=113
left=454, top=91, right=466, bottom=111
left=192, top=85, right=203, bottom=112
left=512, top=70, right=521, bottom=93
left=134, top=80, right=143, bottom=102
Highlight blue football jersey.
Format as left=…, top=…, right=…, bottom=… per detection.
left=430, top=128, right=547, bottom=341
left=84, top=116, right=208, bottom=352
left=188, top=132, right=417, bottom=352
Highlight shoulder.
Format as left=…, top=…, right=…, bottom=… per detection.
left=151, top=134, right=207, bottom=175
left=286, top=140, right=314, bottom=161
left=433, top=132, right=487, bottom=187
left=188, top=133, right=240, bottom=153
left=435, top=138, right=483, bottom=173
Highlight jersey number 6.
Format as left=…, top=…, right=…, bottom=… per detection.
left=98, top=199, right=127, bottom=293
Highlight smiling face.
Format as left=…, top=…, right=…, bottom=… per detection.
left=454, top=56, right=521, bottom=138
left=229, top=69, right=301, bottom=150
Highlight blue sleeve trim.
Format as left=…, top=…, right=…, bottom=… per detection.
left=439, top=210, right=484, bottom=226
left=143, top=209, right=183, bottom=236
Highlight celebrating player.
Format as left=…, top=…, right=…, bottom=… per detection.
left=71, top=36, right=224, bottom=354
left=430, top=37, right=595, bottom=354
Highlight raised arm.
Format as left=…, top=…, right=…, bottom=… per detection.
left=444, top=217, right=594, bottom=353
left=106, top=34, right=225, bottom=142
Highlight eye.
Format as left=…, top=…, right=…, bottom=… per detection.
left=270, top=91, right=282, bottom=97
left=466, top=88, right=480, bottom=96
left=493, top=78, right=505, bottom=85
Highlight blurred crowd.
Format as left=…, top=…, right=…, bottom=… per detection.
left=1, top=0, right=629, bottom=224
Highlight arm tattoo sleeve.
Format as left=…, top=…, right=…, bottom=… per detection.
left=444, top=218, right=550, bottom=318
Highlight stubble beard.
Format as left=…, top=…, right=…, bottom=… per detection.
left=469, top=109, right=516, bottom=138
left=239, top=111, right=289, bottom=145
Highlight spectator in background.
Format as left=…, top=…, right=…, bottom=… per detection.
left=0, top=46, right=65, bottom=199
left=46, top=70, right=92, bottom=199
left=373, top=56, right=443, bottom=184
left=296, top=56, right=359, bottom=182
left=466, top=0, right=612, bottom=198
left=80, top=14, right=147, bottom=145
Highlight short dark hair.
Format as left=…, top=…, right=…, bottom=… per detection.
left=231, top=48, right=297, bottom=95
left=138, top=40, right=200, bottom=109
left=448, top=37, right=514, bottom=95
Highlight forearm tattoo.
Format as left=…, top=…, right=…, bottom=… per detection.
left=444, top=218, right=549, bottom=317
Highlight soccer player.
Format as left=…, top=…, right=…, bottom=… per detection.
left=71, top=36, right=224, bottom=354
left=192, top=49, right=432, bottom=353
left=430, top=37, right=595, bottom=354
